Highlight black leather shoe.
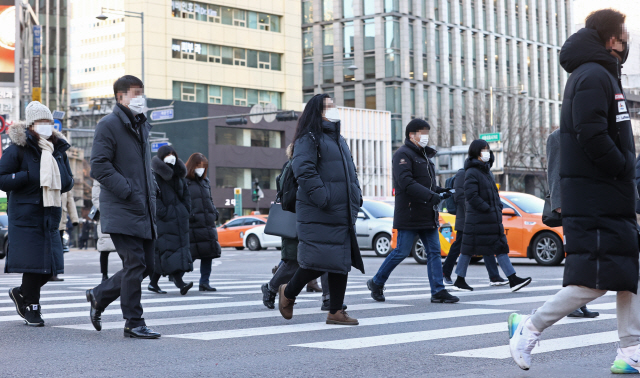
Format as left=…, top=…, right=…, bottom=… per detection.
left=147, top=284, right=167, bottom=294
left=124, top=325, right=161, bottom=339
left=180, top=282, right=194, bottom=296
left=86, top=289, right=102, bottom=331
left=580, top=306, right=599, bottom=318
left=199, top=283, right=217, bottom=292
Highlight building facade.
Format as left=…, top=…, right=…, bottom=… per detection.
left=70, top=0, right=303, bottom=112
left=302, top=0, right=572, bottom=149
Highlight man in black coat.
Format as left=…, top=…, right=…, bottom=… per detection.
left=441, top=168, right=505, bottom=286
left=367, top=119, right=458, bottom=303
left=509, top=10, right=640, bottom=372
left=85, top=75, right=160, bottom=339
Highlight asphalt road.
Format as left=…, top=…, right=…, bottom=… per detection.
left=0, top=248, right=622, bottom=378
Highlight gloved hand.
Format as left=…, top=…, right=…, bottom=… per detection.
left=427, top=195, right=441, bottom=207
left=435, top=187, right=452, bottom=194
left=72, top=222, right=79, bottom=226
left=440, top=192, right=452, bottom=200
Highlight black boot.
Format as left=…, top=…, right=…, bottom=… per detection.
left=508, top=274, right=532, bottom=292
left=199, top=283, right=217, bottom=292
left=367, top=279, right=385, bottom=302
left=580, top=306, right=599, bottom=318
left=179, top=282, right=194, bottom=296
left=453, top=276, right=474, bottom=291
left=261, top=283, right=276, bottom=309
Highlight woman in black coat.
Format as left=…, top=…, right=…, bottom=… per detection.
left=147, top=146, right=194, bottom=295
left=185, top=152, right=221, bottom=292
left=0, top=102, right=74, bottom=327
left=453, top=139, right=531, bottom=293
left=278, top=94, right=363, bottom=326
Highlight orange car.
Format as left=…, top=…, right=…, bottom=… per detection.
left=217, top=215, right=268, bottom=250
left=391, top=191, right=565, bottom=266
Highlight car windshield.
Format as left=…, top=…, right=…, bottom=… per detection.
left=503, top=193, right=544, bottom=214
left=363, top=200, right=394, bottom=218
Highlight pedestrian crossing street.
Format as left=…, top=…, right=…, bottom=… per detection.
left=0, top=273, right=621, bottom=360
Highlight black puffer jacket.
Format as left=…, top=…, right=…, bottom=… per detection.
left=559, top=28, right=638, bottom=293
left=635, top=154, right=640, bottom=214
left=152, top=156, right=193, bottom=275
left=187, top=176, right=221, bottom=260
left=453, top=168, right=466, bottom=232
left=392, top=139, right=441, bottom=230
left=460, top=158, right=508, bottom=256
left=292, top=121, right=364, bottom=274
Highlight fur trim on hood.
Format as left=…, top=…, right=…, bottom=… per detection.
left=152, top=155, right=187, bottom=181
left=8, top=121, right=68, bottom=147
left=286, top=143, right=294, bottom=160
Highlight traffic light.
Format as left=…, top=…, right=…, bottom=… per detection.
left=252, top=181, right=260, bottom=203
left=276, top=111, right=298, bottom=122
left=226, top=117, right=248, bottom=125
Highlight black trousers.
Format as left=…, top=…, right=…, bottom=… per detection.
left=442, top=230, right=463, bottom=278
left=100, top=252, right=110, bottom=275
left=150, top=271, right=185, bottom=287
left=92, top=234, right=154, bottom=328
left=21, top=273, right=52, bottom=305
left=284, top=267, right=348, bottom=314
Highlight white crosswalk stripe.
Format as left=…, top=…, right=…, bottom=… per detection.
left=0, top=273, right=623, bottom=362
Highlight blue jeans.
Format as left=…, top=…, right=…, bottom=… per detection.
left=455, top=253, right=516, bottom=278
left=373, top=228, right=445, bottom=295
left=441, top=231, right=503, bottom=280
left=199, top=258, right=213, bottom=285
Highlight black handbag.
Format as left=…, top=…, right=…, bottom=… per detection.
left=264, top=203, right=297, bottom=239
left=542, top=194, right=562, bottom=228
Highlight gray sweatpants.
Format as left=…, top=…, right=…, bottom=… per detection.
left=530, top=278, right=640, bottom=348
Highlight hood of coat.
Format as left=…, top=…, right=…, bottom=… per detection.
left=403, top=138, right=437, bottom=159
left=152, top=155, right=187, bottom=181
left=560, top=28, right=620, bottom=77
left=321, top=120, right=340, bottom=136
left=286, top=143, right=294, bottom=159
left=8, top=121, right=68, bottom=148
left=464, top=156, right=490, bottom=172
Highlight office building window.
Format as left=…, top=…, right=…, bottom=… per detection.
left=385, top=0, right=399, bottom=12
left=171, top=2, right=280, bottom=32
left=323, top=25, right=334, bottom=56
left=410, top=86, right=416, bottom=116
left=172, top=39, right=281, bottom=71
left=365, top=85, right=376, bottom=109
left=173, top=81, right=282, bottom=109
left=216, top=127, right=283, bottom=148
left=363, top=0, right=375, bottom=15
left=363, top=19, right=375, bottom=79
left=323, top=0, right=333, bottom=21
left=385, top=17, right=400, bottom=78
left=303, top=28, right=314, bottom=58
left=302, top=0, right=313, bottom=23
left=344, top=21, right=355, bottom=81
left=344, top=87, right=355, bottom=107
left=423, top=87, right=429, bottom=118
left=216, top=168, right=279, bottom=190
left=343, top=0, right=354, bottom=18
left=303, top=63, right=314, bottom=87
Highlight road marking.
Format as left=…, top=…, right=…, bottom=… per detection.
left=56, top=303, right=409, bottom=331
left=464, top=292, right=615, bottom=306
left=166, top=308, right=513, bottom=341
left=440, top=329, right=618, bottom=359
left=293, top=314, right=616, bottom=350
left=385, top=285, right=564, bottom=301
left=0, top=299, right=314, bottom=323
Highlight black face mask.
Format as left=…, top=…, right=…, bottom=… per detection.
left=613, top=41, right=630, bottom=64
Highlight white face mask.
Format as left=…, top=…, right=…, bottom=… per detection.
left=164, top=155, right=176, bottom=165
left=195, top=168, right=205, bottom=177
left=417, top=134, right=429, bottom=148
left=324, top=107, right=341, bottom=122
left=35, top=123, right=53, bottom=138
left=481, top=151, right=491, bottom=162
left=128, top=95, right=146, bottom=115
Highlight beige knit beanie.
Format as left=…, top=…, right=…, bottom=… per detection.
left=25, top=101, right=53, bottom=127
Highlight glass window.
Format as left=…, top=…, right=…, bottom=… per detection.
left=502, top=193, right=544, bottom=214
left=248, top=89, right=259, bottom=105
left=196, top=84, right=206, bottom=103
left=258, top=13, right=270, bottom=31
left=385, top=85, right=401, bottom=113
left=303, top=63, right=314, bottom=87
left=363, top=19, right=375, bottom=51
left=385, top=17, right=400, bottom=49
left=385, top=52, right=400, bottom=77
left=258, top=51, right=271, bottom=69
left=270, top=14, right=280, bottom=32
left=365, top=85, right=376, bottom=109
left=222, top=86, right=234, bottom=105
left=234, top=88, right=247, bottom=106
left=195, top=43, right=207, bottom=62
left=171, top=39, right=181, bottom=59
left=233, top=9, right=246, bottom=27
left=423, top=88, right=429, bottom=118
left=385, top=0, right=399, bottom=12
left=303, top=28, right=314, bottom=58
left=248, top=11, right=258, bottom=29
left=224, top=218, right=245, bottom=227
left=364, top=55, right=375, bottom=79
left=218, top=46, right=232, bottom=65
left=216, top=168, right=246, bottom=189
left=221, top=7, right=233, bottom=25
left=209, top=85, right=222, bottom=104
left=247, top=50, right=258, bottom=68
left=343, top=0, right=354, bottom=18
left=323, top=25, right=334, bottom=56
left=411, top=87, right=416, bottom=115
left=271, top=53, right=281, bottom=71
left=323, top=0, right=333, bottom=21
left=302, top=0, right=313, bottom=23
left=344, top=22, right=354, bottom=56
left=234, top=48, right=246, bottom=66
left=181, top=82, right=195, bottom=102
left=344, top=88, right=355, bottom=107
left=362, top=200, right=394, bottom=218
left=363, top=0, right=375, bottom=15
left=172, top=81, right=181, bottom=100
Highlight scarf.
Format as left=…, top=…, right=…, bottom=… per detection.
left=38, top=137, right=62, bottom=207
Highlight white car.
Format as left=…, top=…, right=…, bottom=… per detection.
left=243, top=225, right=282, bottom=251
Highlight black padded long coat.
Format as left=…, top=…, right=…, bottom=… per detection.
left=292, top=120, right=364, bottom=274
left=187, top=176, right=221, bottom=260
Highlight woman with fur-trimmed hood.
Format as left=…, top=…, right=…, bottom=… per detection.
left=147, top=145, right=194, bottom=295
left=0, top=101, right=74, bottom=326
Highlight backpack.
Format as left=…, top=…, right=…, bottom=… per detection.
left=444, top=175, right=457, bottom=215
left=276, top=133, right=321, bottom=213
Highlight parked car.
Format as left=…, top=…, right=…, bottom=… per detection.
left=391, top=192, right=565, bottom=266
left=243, top=225, right=283, bottom=251
left=357, top=200, right=394, bottom=257
left=217, top=215, right=268, bottom=250
left=0, top=213, right=7, bottom=259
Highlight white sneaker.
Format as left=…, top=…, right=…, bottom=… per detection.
left=508, top=313, right=541, bottom=370
left=611, top=345, right=640, bottom=374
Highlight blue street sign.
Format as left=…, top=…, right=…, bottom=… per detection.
left=150, top=109, right=174, bottom=121
left=151, top=142, right=169, bottom=153
left=53, top=119, right=62, bottom=132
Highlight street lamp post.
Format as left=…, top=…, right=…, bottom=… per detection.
left=96, top=8, right=144, bottom=83
left=489, top=85, right=527, bottom=133
left=317, top=60, right=358, bottom=93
